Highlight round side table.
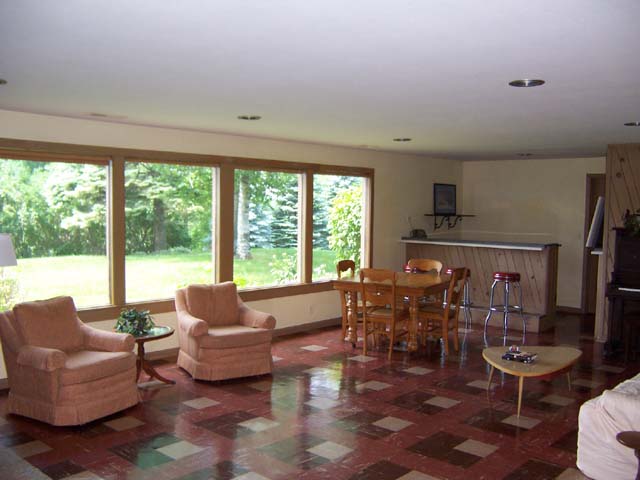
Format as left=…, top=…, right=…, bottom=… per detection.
left=132, top=326, right=175, bottom=385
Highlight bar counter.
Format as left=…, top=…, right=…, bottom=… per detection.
left=400, top=234, right=560, bottom=331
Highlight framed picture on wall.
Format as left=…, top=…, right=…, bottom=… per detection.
left=433, top=183, right=456, bottom=215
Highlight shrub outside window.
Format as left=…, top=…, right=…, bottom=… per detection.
left=312, top=174, right=365, bottom=281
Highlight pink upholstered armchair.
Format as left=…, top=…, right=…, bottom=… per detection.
left=0, top=296, right=139, bottom=426
left=175, top=282, right=276, bottom=381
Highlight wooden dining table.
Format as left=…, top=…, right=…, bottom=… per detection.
left=332, top=271, right=450, bottom=352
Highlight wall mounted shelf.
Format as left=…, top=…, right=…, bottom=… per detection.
left=424, top=214, right=475, bottom=230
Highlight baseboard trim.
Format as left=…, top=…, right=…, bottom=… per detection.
left=146, top=347, right=179, bottom=361
left=274, top=317, right=341, bottom=337
left=556, top=305, right=584, bottom=314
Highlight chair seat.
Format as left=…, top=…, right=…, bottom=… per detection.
left=493, top=271, right=520, bottom=282
left=200, top=326, right=272, bottom=349
left=418, top=304, right=445, bottom=315
left=61, top=350, right=135, bottom=386
left=367, top=306, right=409, bottom=319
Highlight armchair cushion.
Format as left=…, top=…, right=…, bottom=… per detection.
left=17, top=345, right=66, bottom=372
left=13, top=296, right=83, bottom=351
left=80, top=324, right=134, bottom=352
left=61, top=350, right=136, bottom=386
left=200, top=325, right=272, bottom=349
left=186, top=282, right=238, bottom=326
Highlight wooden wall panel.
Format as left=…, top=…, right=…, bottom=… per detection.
left=596, top=144, right=640, bottom=341
left=405, top=243, right=558, bottom=316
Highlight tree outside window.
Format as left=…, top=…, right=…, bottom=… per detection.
left=313, top=175, right=365, bottom=280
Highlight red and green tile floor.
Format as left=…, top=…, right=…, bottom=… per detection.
left=0, top=314, right=635, bottom=479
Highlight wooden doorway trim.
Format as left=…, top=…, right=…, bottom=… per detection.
left=581, top=173, right=606, bottom=313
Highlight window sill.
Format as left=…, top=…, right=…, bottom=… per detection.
left=77, top=281, right=335, bottom=323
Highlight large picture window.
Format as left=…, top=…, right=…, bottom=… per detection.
left=233, top=169, right=301, bottom=288
left=124, top=162, right=216, bottom=302
left=312, top=174, right=365, bottom=281
left=0, top=158, right=109, bottom=308
left=0, top=139, right=373, bottom=318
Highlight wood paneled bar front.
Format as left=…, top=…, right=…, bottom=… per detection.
left=401, top=234, right=560, bottom=332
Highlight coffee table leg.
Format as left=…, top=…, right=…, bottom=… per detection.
left=566, top=372, right=572, bottom=390
left=517, top=376, right=524, bottom=418
left=136, top=340, right=175, bottom=385
left=487, top=366, right=494, bottom=390
left=142, top=361, right=176, bottom=385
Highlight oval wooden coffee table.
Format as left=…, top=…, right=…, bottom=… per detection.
left=132, top=326, right=175, bottom=385
left=483, top=345, right=582, bottom=417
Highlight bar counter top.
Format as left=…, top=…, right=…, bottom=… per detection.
left=400, top=233, right=560, bottom=251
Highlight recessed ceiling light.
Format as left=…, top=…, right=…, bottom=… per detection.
left=237, top=115, right=261, bottom=120
left=624, top=121, right=640, bottom=126
left=509, top=79, right=545, bottom=88
left=0, top=79, right=7, bottom=85
left=517, top=153, right=533, bottom=157
left=393, top=138, right=412, bottom=142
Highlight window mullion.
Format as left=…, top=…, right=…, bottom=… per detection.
left=108, top=156, right=126, bottom=305
left=301, top=171, right=313, bottom=283
left=217, top=164, right=235, bottom=282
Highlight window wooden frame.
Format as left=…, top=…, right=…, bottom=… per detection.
left=0, top=138, right=374, bottom=323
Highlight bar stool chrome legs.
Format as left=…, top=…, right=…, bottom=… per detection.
left=462, top=276, right=473, bottom=327
left=483, top=271, right=525, bottom=343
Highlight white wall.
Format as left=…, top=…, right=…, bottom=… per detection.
left=0, top=110, right=462, bottom=379
left=460, top=156, right=606, bottom=308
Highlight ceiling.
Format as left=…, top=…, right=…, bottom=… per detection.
left=1, top=0, right=639, bottom=160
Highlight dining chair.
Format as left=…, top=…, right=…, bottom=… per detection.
left=417, top=267, right=469, bottom=355
left=360, top=268, right=409, bottom=360
left=407, top=258, right=443, bottom=274
left=337, top=260, right=361, bottom=340
left=406, top=258, right=444, bottom=306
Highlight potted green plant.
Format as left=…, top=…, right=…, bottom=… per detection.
left=114, top=308, right=156, bottom=336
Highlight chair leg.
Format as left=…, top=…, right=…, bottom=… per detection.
left=442, top=323, right=449, bottom=355
left=362, top=317, right=368, bottom=356
left=453, top=323, right=459, bottom=352
left=340, top=294, right=348, bottom=341
left=388, top=322, right=395, bottom=361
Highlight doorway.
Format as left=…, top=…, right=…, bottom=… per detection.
left=581, top=174, right=605, bottom=316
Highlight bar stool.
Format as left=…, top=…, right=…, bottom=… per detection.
left=444, top=267, right=473, bottom=327
left=483, top=271, right=525, bottom=341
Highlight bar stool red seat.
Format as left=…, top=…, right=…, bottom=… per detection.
left=493, top=272, right=520, bottom=282
left=484, top=271, right=525, bottom=341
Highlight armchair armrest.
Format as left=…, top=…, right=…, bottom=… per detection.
left=80, top=324, right=134, bottom=352
left=177, top=311, right=209, bottom=337
left=17, top=345, right=66, bottom=372
left=599, top=390, right=640, bottom=429
left=238, top=304, right=276, bottom=330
